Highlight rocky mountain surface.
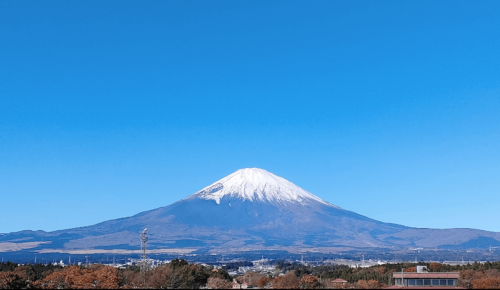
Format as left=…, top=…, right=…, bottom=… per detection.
left=1, top=168, right=499, bottom=254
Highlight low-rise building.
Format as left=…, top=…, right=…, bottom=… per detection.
left=391, top=272, right=460, bottom=287
left=328, top=278, right=348, bottom=288
left=232, top=279, right=241, bottom=289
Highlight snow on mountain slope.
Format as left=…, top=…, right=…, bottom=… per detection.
left=2, top=167, right=500, bottom=254
left=193, top=168, right=339, bottom=207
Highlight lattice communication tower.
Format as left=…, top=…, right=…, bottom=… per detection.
left=140, top=228, right=149, bottom=273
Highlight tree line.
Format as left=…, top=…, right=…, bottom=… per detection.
left=0, top=259, right=232, bottom=289
left=2, top=259, right=500, bottom=288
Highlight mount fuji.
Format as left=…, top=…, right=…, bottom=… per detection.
left=2, top=168, right=500, bottom=255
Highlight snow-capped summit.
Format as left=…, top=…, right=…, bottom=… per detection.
left=193, top=168, right=337, bottom=207
left=5, top=167, right=496, bottom=254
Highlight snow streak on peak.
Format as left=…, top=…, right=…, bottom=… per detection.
left=194, top=168, right=339, bottom=207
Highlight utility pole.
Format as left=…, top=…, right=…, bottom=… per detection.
left=85, top=256, right=89, bottom=267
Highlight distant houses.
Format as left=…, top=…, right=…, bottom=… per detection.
left=232, top=279, right=252, bottom=289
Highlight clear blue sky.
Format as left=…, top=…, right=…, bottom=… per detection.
left=1, top=1, right=499, bottom=233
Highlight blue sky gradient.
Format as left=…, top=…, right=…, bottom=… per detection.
left=1, top=0, right=500, bottom=233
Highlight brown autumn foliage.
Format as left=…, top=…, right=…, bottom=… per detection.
left=0, top=272, right=24, bottom=289
left=121, top=270, right=143, bottom=288
left=243, top=271, right=265, bottom=287
left=460, top=269, right=478, bottom=288
left=404, top=266, right=417, bottom=272
left=472, top=277, right=500, bottom=289
left=325, top=279, right=350, bottom=289
left=145, top=265, right=173, bottom=288
left=6, top=260, right=500, bottom=289
left=1, top=259, right=223, bottom=289
left=376, top=266, right=386, bottom=276
left=356, top=280, right=370, bottom=289
left=207, top=276, right=233, bottom=289
left=300, top=275, right=320, bottom=289
left=12, top=265, right=29, bottom=281
left=33, top=265, right=121, bottom=289
left=356, top=279, right=383, bottom=289
left=258, top=276, right=272, bottom=288
left=457, top=269, right=500, bottom=289
left=485, top=269, right=500, bottom=278
left=460, top=269, right=492, bottom=288
left=429, top=262, right=442, bottom=271
left=122, top=263, right=213, bottom=289
left=272, top=271, right=300, bottom=289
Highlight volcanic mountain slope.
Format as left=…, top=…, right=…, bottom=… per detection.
left=1, top=168, right=500, bottom=253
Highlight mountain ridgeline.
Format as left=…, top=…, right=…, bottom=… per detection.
left=1, top=168, right=500, bottom=254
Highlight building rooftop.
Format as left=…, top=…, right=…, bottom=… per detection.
left=393, top=272, right=460, bottom=279
left=386, top=287, right=465, bottom=289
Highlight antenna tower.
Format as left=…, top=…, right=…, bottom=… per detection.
left=140, top=228, right=149, bottom=273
